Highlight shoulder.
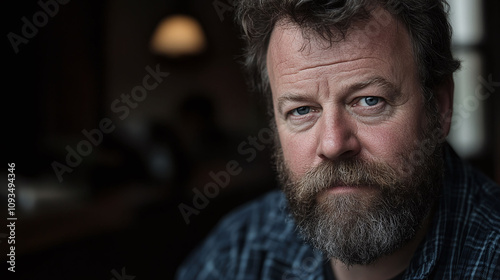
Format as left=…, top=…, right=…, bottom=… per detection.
left=458, top=170, right=500, bottom=277
left=438, top=144, right=500, bottom=278
left=442, top=143, right=500, bottom=223
left=209, top=189, right=296, bottom=244
left=444, top=147, right=500, bottom=232
left=175, top=190, right=310, bottom=280
left=217, top=189, right=289, bottom=228
left=462, top=168, right=500, bottom=276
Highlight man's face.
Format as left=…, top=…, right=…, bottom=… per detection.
left=267, top=12, right=445, bottom=265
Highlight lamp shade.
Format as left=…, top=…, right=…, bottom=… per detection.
left=150, top=14, right=206, bottom=57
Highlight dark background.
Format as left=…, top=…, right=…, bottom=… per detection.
left=3, top=0, right=500, bottom=279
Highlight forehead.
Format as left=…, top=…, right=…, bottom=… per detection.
left=266, top=10, right=415, bottom=81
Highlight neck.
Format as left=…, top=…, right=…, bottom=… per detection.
left=331, top=208, right=434, bottom=280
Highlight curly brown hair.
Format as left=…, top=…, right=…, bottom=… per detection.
left=234, top=0, right=461, bottom=115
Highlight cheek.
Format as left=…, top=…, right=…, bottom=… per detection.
left=359, top=115, right=425, bottom=166
left=278, top=129, right=317, bottom=177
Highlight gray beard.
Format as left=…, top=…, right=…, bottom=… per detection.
left=273, top=118, right=443, bottom=266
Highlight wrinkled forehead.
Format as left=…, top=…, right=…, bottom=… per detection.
left=266, top=9, right=413, bottom=73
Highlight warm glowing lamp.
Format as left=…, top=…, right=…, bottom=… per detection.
left=150, top=15, right=207, bottom=57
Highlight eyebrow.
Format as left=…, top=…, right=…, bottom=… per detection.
left=348, top=76, right=400, bottom=95
left=276, top=76, right=401, bottom=115
left=277, top=94, right=314, bottom=115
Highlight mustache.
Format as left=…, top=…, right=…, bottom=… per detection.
left=287, top=158, right=403, bottom=202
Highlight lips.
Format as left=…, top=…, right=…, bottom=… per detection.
left=325, top=184, right=377, bottom=194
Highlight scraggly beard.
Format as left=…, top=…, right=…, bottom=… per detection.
left=274, top=113, right=444, bottom=266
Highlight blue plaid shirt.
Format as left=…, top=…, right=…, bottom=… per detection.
left=176, top=145, right=500, bottom=279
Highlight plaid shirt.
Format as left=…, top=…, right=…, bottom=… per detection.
left=176, top=144, right=500, bottom=279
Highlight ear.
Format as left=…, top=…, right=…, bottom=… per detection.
left=434, top=76, right=454, bottom=138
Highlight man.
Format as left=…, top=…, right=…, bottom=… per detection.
left=176, top=0, right=500, bottom=279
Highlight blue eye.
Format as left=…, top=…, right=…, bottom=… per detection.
left=360, top=97, right=380, bottom=106
left=291, top=106, right=311, bottom=116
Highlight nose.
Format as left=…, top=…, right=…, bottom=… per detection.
left=316, top=111, right=361, bottom=161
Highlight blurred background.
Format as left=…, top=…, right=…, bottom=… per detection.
left=3, top=0, right=499, bottom=279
